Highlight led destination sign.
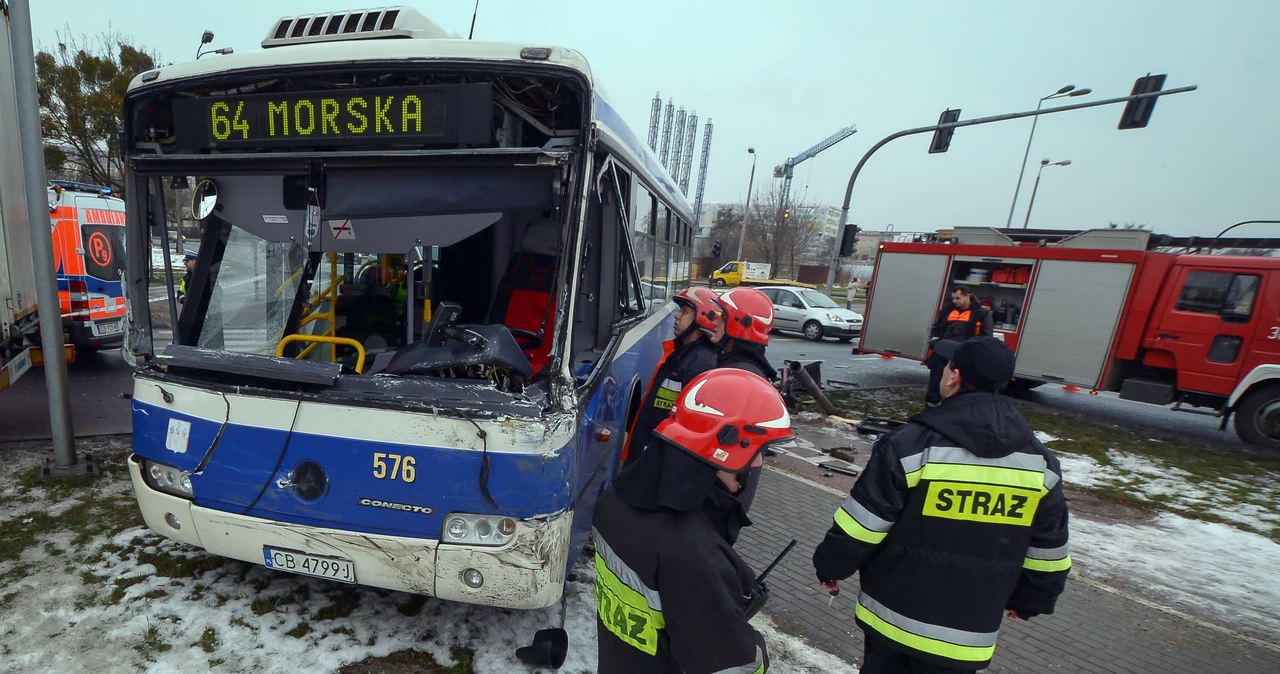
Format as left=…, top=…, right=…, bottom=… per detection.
left=171, top=83, right=491, bottom=150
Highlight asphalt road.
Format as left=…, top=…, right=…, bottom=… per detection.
left=0, top=321, right=1246, bottom=450
left=765, top=330, right=1244, bottom=449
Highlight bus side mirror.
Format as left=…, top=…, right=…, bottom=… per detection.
left=191, top=179, right=219, bottom=220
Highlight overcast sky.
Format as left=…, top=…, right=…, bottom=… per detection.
left=32, top=0, right=1280, bottom=236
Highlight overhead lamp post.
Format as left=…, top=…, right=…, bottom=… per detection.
left=1003, top=85, right=1091, bottom=228
left=736, top=148, right=757, bottom=261
left=1022, top=159, right=1071, bottom=229
left=196, top=30, right=234, bottom=59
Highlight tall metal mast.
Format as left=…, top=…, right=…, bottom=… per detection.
left=659, top=99, right=675, bottom=167
left=647, top=91, right=661, bottom=152
left=669, top=106, right=687, bottom=183
left=679, top=112, right=698, bottom=194
left=692, top=118, right=714, bottom=230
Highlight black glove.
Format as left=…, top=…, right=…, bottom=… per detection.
left=743, top=580, right=770, bottom=620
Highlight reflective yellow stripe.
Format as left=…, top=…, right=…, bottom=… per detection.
left=921, top=481, right=1042, bottom=526
left=1023, top=555, right=1072, bottom=573
left=919, top=463, right=1047, bottom=493
left=594, top=552, right=665, bottom=655
left=856, top=600, right=996, bottom=663
left=905, top=468, right=922, bottom=488
left=834, top=507, right=888, bottom=545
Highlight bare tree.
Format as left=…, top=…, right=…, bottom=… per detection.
left=739, top=182, right=823, bottom=277
left=700, top=204, right=743, bottom=258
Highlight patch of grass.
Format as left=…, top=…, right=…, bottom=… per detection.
left=350, top=647, right=476, bottom=674
left=229, top=617, right=253, bottom=629
left=209, top=659, right=225, bottom=667
left=134, top=623, right=173, bottom=663
left=396, top=595, right=428, bottom=617
left=136, top=548, right=226, bottom=579
left=286, top=622, right=313, bottom=639
left=142, top=589, right=168, bottom=600
left=43, top=541, right=63, bottom=557
left=196, top=627, right=220, bottom=653
left=109, top=576, right=150, bottom=604
left=214, top=593, right=231, bottom=607
left=0, top=563, right=34, bottom=583
left=314, top=588, right=362, bottom=621
left=330, top=626, right=355, bottom=637
left=251, top=596, right=281, bottom=616
left=0, top=592, right=17, bottom=610
left=80, top=570, right=107, bottom=586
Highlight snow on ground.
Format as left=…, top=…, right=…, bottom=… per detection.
left=0, top=444, right=854, bottom=674
left=1071, top=513, right=1280, bottom=638
left=1033, top=431, right=1060, bottom=444
left=1041, top=442, right=1280, bottom=536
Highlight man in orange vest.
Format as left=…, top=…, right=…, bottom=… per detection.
left=926, top=285, right=992, bottom=406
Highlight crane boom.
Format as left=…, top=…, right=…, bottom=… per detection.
left=773, top=124, right=857, bottom=223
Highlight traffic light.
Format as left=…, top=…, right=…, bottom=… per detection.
left=1118, top=74, right=1167, bottom=130
left=712, top=240, right=722, bottom=258
left=839, top=224, right=860, bottom=257
left=929, top=109, right=962, bottom=154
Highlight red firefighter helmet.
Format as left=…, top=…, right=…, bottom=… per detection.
left=655, top=369, right=792, bottom=472
left=718, top=287, right=774, bottom=345
left=673, top=287, right=726, bottom=336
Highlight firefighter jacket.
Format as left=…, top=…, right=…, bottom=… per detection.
left=595, top=445, right=769, bottom=674
left=813, top=391, right=1070, bottom=670
left=717, top=341, right=778, bottom=382
left=930, top=304, right=993, bottom=343
left=623, top=337, right=719, bottom=463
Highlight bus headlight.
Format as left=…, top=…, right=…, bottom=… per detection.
left=441, top=513, right=518, bottom=547
left=143, top=460, right=194, bottom=499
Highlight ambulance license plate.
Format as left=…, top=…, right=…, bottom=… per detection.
left=262, top=546, right=356, bottom=583
left=96, top=320, right=123, bottom=336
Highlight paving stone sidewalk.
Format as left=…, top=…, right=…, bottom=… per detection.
left=740, top=468, right=1280, bottom=673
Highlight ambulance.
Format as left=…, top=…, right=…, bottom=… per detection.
left=50, top=180, right=128, bottom=352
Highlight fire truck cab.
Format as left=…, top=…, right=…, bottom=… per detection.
left=860, top=227, right=1280, bottom=449
left=49, top=180, right=128, bottom=352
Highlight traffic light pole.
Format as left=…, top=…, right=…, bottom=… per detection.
left=822, top=84, right=1197, bottom=296
left=9, top=0, right=88, bottom=476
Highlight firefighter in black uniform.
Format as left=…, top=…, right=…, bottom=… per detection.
left=621, top=287, right=726, bottom=466
left=925, top=285, right=993, bottom=405
left=594, top=368, right=793, bottom=674
left=715, top=286, right=778, bottom=381
left=714, top=286, right=778, bottom=512
left=814, top=337, right=1070, bottom=673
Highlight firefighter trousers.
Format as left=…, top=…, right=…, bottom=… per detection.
left=862, top=633, right=978, bottom=674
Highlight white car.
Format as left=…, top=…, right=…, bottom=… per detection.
left=758, top=286, right=864, bottom=342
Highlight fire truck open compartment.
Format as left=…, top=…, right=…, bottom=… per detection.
left=862, top=228, right=1148, bottom=390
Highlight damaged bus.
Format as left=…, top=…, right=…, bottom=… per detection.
left=121, top=7, right=693, bottom=612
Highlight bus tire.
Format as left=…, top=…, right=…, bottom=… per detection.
left=1233, top=384, right=1280, bottom=449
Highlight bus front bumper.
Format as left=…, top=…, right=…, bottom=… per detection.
left=128, top=456, right=571, bottom=609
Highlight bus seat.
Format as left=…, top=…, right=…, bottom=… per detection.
left=488, top=218, right=558, bottom=373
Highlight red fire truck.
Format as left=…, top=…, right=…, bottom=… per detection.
left=859, top=227, right=1280, bottom=449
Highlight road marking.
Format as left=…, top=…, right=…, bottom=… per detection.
left=766, top=464, right=851, bottom=498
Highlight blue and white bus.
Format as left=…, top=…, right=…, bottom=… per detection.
left=121, top=6, right=694, bottom=610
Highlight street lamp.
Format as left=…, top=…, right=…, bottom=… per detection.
left=736, top=148, right=757, bottom=261
left=1021, top=159, right=1071, bottom=229
left=1003, top=85, right=1090, bottom=228
left=196, top=30, right=234, bottom=59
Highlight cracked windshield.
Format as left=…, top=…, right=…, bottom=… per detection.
left=2, top=2, right=1278, bottom=673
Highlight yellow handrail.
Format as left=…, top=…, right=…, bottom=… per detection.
left=277, top=335, right=366, bottom=373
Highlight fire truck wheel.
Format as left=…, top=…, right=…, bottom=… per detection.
left=1233, top=384, right=1280, bottom=449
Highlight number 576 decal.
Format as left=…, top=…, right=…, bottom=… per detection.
left=372, top=453, right=417, bottom=483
